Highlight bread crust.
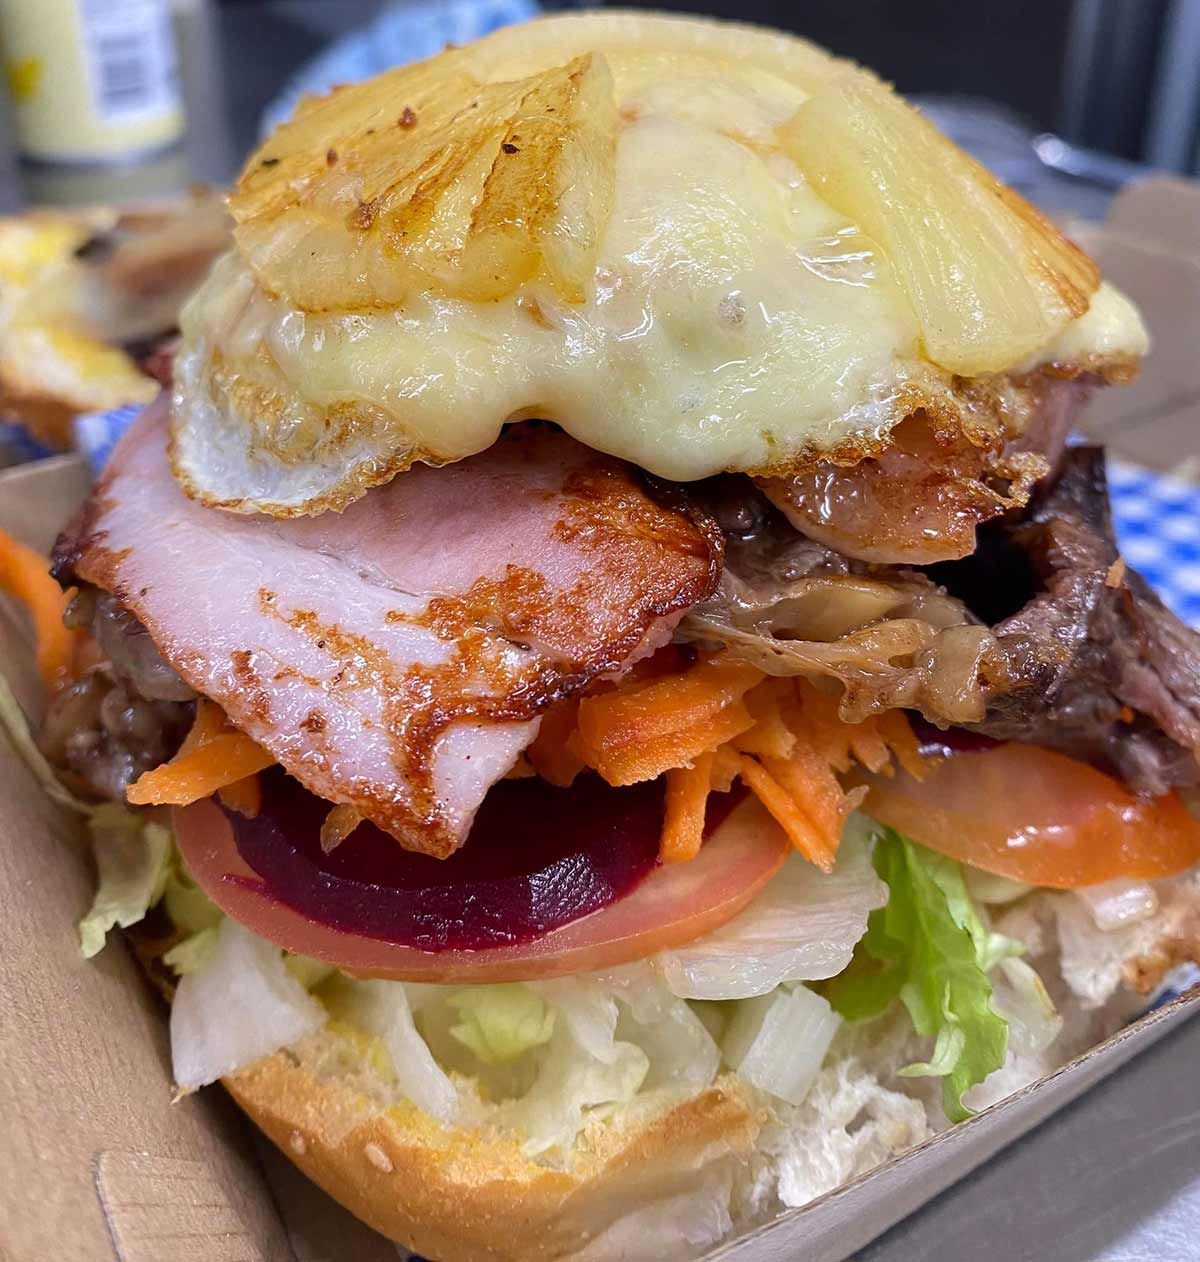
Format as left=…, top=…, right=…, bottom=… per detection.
left=214, top=875, right=1200, bottom=1259
left=225, top=1047, right=760, bottom=1262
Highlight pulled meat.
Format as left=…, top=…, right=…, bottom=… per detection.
left=940, top=448, right=1200, bottom=794
left=40, top=587, right=193, bottom=800
left=682, top=480, right=1019, bottom=725
left=685, top=460, right=1200, bottom=796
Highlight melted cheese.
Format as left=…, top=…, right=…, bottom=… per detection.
left=173, top=13, right=1147, bottom=516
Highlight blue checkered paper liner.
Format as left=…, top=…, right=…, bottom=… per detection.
left=72, top=405, right=145, bottom=474
left=56, top=406, right=1200, bottom=632
left=1107, top=456, right=1200, bottom=627
left=0, top=420, right=52, bottom=466
left=1146, top=962, right=1200, bottom=1011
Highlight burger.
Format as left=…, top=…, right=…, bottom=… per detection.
left=6, top=13, right=1199, bottom=1261
left=0, top=189, right=228, bottom=448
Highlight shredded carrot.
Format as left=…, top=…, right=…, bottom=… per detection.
left=0, top=526, right=74, bottom=691
left=876, top=709, right=930, bottom=781
left=549, top=648, right=934, bottom=868
left=575, top=656, right=760, bottom=785
left=760, top=747, right=850, bottom=857
left=660, top=751, right=715, bottom=863
left=127, top=701, right=275, bottom=806
left=738, top=754, right=837, bottom=872
left=584, top=698, right=753, bottom=786
left=847, top=723, right=891, bottom=775
left=732, top=680, right=799, bottom=759
left=710, top=744, right=741, bottom=793
left=182, top=699, right=266, bottom=813
left=217, top=773, right=262, bottom=817
left=178, top=697, right=227, bottom=754
left=790, top=681, right=855, bottom=772
left=526, top=698, right=586, bottom=786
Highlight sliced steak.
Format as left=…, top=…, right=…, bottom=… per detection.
left=689, top=457, right=1200, bottom=796
left=947, top=447, right=1200, bottom=793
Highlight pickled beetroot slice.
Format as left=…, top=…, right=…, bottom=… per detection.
left=175, top=793, right=788, bottom=983
left=224, top=769, right=735, bottom=951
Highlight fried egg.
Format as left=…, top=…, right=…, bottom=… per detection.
left=172, top=12, right=1147, bottom=517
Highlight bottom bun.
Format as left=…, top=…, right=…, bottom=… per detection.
left=199, top=869, right=1199, bottom=1262
left=226, top=1046, right=759, bottom=1262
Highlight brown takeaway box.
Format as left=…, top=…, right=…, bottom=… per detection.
left=2, top=179, right=1200, bottom=1262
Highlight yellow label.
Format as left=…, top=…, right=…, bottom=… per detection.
left=5, top=56, right=41, bottom=102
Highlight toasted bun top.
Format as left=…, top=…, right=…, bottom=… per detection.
left=172, top=12, right=1145, bottom=517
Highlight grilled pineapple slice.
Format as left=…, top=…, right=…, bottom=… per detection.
left=782, top=69, right=1100, bottom=375
left=232, top=11, right=1099, bottom=370
left=177, top=13, right=1138, bottom=520
left=231, top=51, right=617, bottom=309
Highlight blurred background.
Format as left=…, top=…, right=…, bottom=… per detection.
left=1, top=0, right=1199, bottom=217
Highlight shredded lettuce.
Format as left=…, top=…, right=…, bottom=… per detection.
left=447, top=983, right=556, bottom=1065
left=721, top=985, right=840, bottom=1105
left=509, top=978, right=649, bottom=1156
left=78, top=805, right=172, bottom=958
left=825, top=827, right=1012, bottom=1122
left=656, top=819, right=886, bottom=1000
left=283, top=952, right=336, bottom=991
left=990, top=956, right=1062, bottom=1057
left=0, top=671, right=91, bottom=815
left=163, top=862, right=222, bottom=936
left=164, top=926, right=219, bottom=976
left=602, top=969, right=720, bottom=1092
left=170, top=918, right=326, bottom=1091
left=965, top=868, right=1034, bottom=907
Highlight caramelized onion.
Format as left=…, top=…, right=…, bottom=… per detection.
left=680, top=562, right=1011, bottom=726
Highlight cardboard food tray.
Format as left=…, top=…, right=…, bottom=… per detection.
left=2, top=180, right=1200, bottom=1262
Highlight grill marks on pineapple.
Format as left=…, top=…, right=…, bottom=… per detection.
left=230, top=50, right=619, bottom=309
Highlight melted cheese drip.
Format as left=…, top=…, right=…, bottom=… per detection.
left=173, top=17, right=1148, bottom=516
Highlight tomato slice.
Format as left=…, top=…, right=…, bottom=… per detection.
left=865, top=742, right=1200, bottom=888
left=173, top=796, right=789, bottom=983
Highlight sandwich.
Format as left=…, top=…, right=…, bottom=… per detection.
left=0, top=188, right=228, bottom=448
left=4, top=12, right=1199, bottom=1260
